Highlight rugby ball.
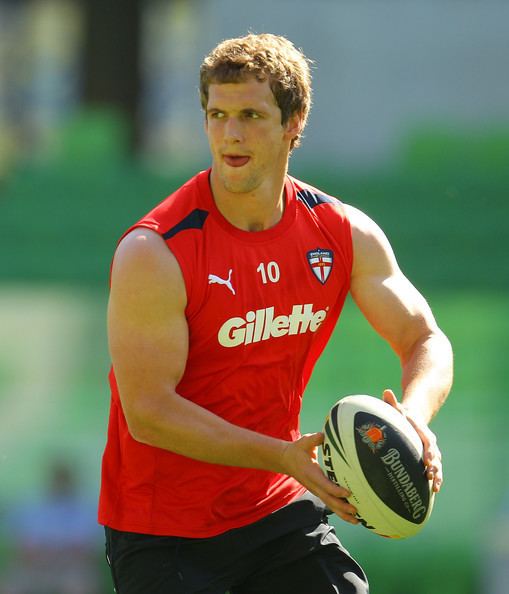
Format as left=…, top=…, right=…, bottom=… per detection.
left=321, top=395, right=434, bottom=539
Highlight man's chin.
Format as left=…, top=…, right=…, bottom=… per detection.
left=220, top=172, right=259, bottom=195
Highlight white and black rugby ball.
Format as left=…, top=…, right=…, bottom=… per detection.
left=321, top=395, right=434, bottom=539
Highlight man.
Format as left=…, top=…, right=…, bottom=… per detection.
left=99, top=33, right=453, bottom=593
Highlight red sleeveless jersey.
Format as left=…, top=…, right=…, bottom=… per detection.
left=98, top=169, right=353, bottom=537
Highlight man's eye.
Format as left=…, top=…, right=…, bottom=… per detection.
left=210, top=111, right=225, bottom=119
left=247, top=112, right=260, bottom=119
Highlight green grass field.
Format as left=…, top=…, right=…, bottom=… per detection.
left=1, top=284, right=507, bottom=593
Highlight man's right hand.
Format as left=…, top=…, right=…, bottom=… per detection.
left=279, top=432, right=359, bottom=525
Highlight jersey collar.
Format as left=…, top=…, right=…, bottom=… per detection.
left=197, top=169, right=297, bottom=243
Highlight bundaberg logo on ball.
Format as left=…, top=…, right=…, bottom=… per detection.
left=381, top=448, right=427, bottom=521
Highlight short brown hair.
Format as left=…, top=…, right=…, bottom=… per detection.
left=200, top=33, right=313, bottom=149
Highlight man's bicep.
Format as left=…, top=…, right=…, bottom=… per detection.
left=107, top=229, right=189, bottom=420
left=347, top=205, right=438, bottom=359
left=351, top=271, right=437, bottom=359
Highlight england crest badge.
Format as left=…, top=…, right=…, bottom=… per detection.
left=307, top=248, right=333, bottom=284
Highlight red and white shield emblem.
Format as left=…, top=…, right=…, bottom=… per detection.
left=307, top=248, right=333, bottom=284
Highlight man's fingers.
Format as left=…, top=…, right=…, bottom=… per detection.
left=427, top=465, right=442, bottom=492
left=338, top=511, right=360, bottom=525
left=305, top=464, right=359, bottom=522
left=286, top=432, right=360, bottom=525
left=382, top=389, right=444, bottom=493
left=415, top=424, right=443, bottom=491
left=309, top=464, right=351, bottom=499
left=312, top=473, right=359, bottom=521
left=424, top=447, right=443, bottom=492
left=321, top=493, right=359, bottom=523
left=300, top=432, right=325, bottom=451
left=382, top=389, right=400, bottom=411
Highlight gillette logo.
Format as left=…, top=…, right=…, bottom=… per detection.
left=218, top=304, right=328, bottom=348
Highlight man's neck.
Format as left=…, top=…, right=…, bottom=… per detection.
left=209, top=171, right=287, bottom=232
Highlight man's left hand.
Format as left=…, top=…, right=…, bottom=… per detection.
left=383, top=389, right=443, bottom=493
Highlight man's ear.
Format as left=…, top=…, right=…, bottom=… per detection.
left=283, top=112, right=303, bottom=141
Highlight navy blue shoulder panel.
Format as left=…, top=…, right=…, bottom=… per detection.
left=296, top=188, right=338, bottom=209
left=162, top=209, right=209, bottom=240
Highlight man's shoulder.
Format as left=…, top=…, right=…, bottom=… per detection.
left=289, top=175, right=343, bottom=210
left=112, top=227, right=185, bottom=297
left=146, top=170, right=209, bottom=223
left=122, top=170, right=211, bottom=242
left=290, top=175, right=380, bottom=236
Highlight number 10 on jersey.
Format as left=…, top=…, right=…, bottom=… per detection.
left=257, top=261, right=280, bottom=284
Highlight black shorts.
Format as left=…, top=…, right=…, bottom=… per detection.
left=104, top=492, right=369, bottom=594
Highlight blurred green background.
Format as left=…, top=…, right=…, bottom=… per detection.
left=1, top=1, right=508, bottom=593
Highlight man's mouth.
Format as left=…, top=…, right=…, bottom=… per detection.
left=223, top=155, right=250, bottom=168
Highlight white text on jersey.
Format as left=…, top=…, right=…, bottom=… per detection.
left=218, top=303, right=327, bottom=348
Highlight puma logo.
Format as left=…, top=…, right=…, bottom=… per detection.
left=208, top=269, right=235, bottom=295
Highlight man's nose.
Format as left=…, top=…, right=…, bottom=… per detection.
left=224, top=117, right=244, bottom=143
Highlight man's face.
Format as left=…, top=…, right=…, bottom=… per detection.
left=205, top=77, right=300, bottom=195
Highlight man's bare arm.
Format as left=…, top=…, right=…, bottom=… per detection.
left=346, top=204, right=453, bottom=491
